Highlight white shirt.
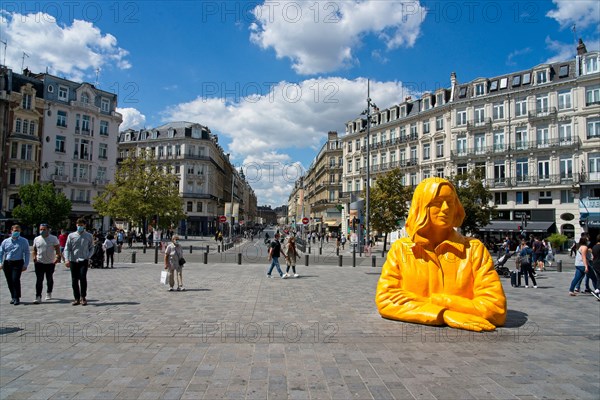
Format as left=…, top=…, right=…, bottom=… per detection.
left=33, top=234, right=60, bottom=264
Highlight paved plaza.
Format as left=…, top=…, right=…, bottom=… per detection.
left=1, top=238, right=599, bottom=399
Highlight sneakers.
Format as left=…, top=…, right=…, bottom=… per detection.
left=10, top=299, right=15, bottom=304
left=33, top=296, right=41, bottom=304
left=569, top=292, right=576, bottom=296
left=281, top=274, right=288, bottom=279
left=293, top=273, right=299, bottom=278
left=584, top=289, right=592, bottom=293
left=168, top=287, right=174, bottom=291
left=533, top=286, right=538, bottom=288
left=176, top=286, right=181, bottom=291
left=81, top=298, right=87, bottom=306
left=525, top=285, right=529, bottom=288
left=180, top=286, right=185, bottom=291
left=574, top=289, right=580, bottom=293
left=266, top=274, right=273, bottom=278
left=45, top=293, right=52, bottom=301
left=591, top=290, right=600, bottom=301
left=72, top=299, right=80, bottom=305
left=13, top=299, right=20, bottom=306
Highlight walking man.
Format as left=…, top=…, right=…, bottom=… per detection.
left=0, top=225, right=30, bottom=305
left=32, top=223, right=61, bottom=303
left=267, top=233, right=287, bottom=279
left=64, top=218, right=94, bottom=306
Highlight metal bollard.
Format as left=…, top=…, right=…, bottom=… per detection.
left=336, top=247, right=339, bottom=256
left=203, top=252, right=208, bottom=264
left=352, top=246, right=356, bottom=267
left=237, top=253, right=242, bottom=265
left=338, top=255, right=343, bottom=267
left=131, top=252, right=136, bottom=263
left=143, top=246, right=146, bottom=254
left=190, top=245, right=193, bottom=254
left=154, top=245, right=159, bottom=264
left=206, top=245, right=210, bottom=254
left=319, top=247, right=322, bottom=255
left=371, top=255, right=376, bottom=268
left=308, top=246, right=311, bottom=254
left=305, top=254, right=309, bottom=266
left=557, top=259, right=562, bottom=272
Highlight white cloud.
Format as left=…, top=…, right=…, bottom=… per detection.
left=163, top=77, right=413, bottom=206
left=0, top=11, right=130, bottom=81
left=544, top=36, right=600, bottom=64
left=118, top=108, right=147, bottom=131
left=546, top=0, right=600, bottom=29
left=506, top=47, right=531, bottom=66
left=249, top=1, right=426, bottom=74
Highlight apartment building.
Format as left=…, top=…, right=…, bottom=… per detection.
left=288, top=131, right=343, bottom=235
left=341, top=41, right=600, bottom=242
left=118, top=122, right=258, bottom=236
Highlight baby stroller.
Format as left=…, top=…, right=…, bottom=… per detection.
left=494, top=252, right=512, bottom=277
left=89, top=241, right=105, bottom=269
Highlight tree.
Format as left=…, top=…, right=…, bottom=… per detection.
left=368, top=168, right=413, bottom=252
left=93, top=151, right=186, bottom=241
left=449, top=171, right=495, bottom=235
left=12, top=183, right=72, bottom=229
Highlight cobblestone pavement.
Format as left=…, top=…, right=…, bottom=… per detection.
left=1, top=239, right=599, bottom=399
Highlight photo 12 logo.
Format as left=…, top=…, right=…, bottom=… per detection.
left=1, top=2, right=140, bottom=24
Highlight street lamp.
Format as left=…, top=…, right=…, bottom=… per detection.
left=361, top=80, right=377, bottom=250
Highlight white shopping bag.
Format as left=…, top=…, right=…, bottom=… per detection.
left=160, top=270, right=168, bottom=285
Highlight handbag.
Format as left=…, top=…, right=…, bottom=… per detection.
left=160, top=270, right=168, bottom=285
left=178, top=257, right=186, bottom=266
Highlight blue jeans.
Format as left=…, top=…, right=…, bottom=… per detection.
left=570, top=265, right=587, bottom=292
left=267, top=257, right=283, bottom=277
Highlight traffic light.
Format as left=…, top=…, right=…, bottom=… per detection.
left=517, top=225, right=522, bottom=231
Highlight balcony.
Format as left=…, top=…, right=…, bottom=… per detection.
left=71, top=198, right=91, bottom=204
left=51, top=174, right=69, bottom=183
left=485, top=173, right=585, bottom=188
left=467, top=118, right=492, bottom=131
left=71, top=176, right=91, bottom=184
left=527, top=107, right=557, bottom=123
left=94, top=178, right=110, bottom=186
left=70, top=101, right=100, bottom=113
left=339, top=190, right=362, bottom=200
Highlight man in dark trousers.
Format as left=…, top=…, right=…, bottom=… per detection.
left=266, top=233, right=287, bottom=279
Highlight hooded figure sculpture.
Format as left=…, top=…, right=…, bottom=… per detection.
left=375, top=177, right=507, bottom=332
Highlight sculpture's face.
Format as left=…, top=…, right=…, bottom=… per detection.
left=427, top=184, right=455, bottom=229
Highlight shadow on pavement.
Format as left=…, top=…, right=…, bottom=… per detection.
left=503, top=309, right=528, bottom=328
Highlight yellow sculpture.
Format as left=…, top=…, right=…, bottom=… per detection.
left=376, top=177, right=507, bottom=332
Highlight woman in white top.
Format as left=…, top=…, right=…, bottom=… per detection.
left=164, top=235, right=185, bottom=291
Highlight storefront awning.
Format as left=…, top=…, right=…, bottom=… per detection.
left=324, top=221, right=340, bottom=227
left=478, top=221, right=556, bottom=233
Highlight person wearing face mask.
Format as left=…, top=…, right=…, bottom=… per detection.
left=63, top=218, right=94, bottom=305
left=0, top=225, right=30, bottom=305
left=164, top=235, right=185, bottom=291
left=32, top=224, right=61, bottom=303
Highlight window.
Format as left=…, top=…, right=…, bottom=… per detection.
left=55, top=135, right=66, bottom=153
left=423, top=120, right=430, bottom=134
left=536, top=94, right=549, bottom=114
left=20, top=169, right=33, bottom=185
left=559, top=123, right=572, bottom=144
left=586, top=85, right=600, bottom=106
left=410, top=123, right=417, bottom=137
left=15, top=118, right=21, bottom=133
left=474, top=163, right=485, bottom=179
left=423, top=143, right=431, bottom=160
left=458, top=87, right=467, bottom=98
left=436, top=115, right=444, bottom=131
left=81, top=115, right=90, bottom=132
left=589, top=153, right=600, bottom=181
left=474, top=107, right=485, bottom=124
left=456, top=109, right=467, bottom=126
left=21, top=144, right=33, bottom=160
left=559, top=65, right=569, bottom=77
left=436, top=93, right=444, bottom=106
left=456, top=137, right=467, bottom=156
left=489, top=80, right=498, bottom=91
left=167, top=146, right=173, bottom=157
left=538, top=160, right=550, bottom=181
left=494, top=162, right=505, bottom=183
left=400, top=126, right=406, bottom=140
left=515, top=98, right=527, bottom=117
left=58, top=86, right=68, bottom=101
left=411, top=173, right=418, bottom=185
left=457, top=164, right=467, bottom=176
left=187, top=202, right=193, bottom=212
left=23, top=120, right=29, bottom=135
left=522, top=72, right=531, bottom=85
left=474, top=134, right=486, bottom=154
left=97, top=166, right=107, bottom=182
left=516, top=159, right=529, bottom=182
left=494, top=192, right=508, bottom=205
left=587, top=118, right=600, bottom=139
left=560, top=156, right=573, bottom=179
left=512, top=75, right=521, bottom=86
left=22, top=94, right=32, bottom=110
left=99, top=143, right=108, bottom=159
left=57, top=110, right=67, bottom=127
left=558, top=90, right=572, bottom=110
left=516, top=191, right=529, bottom=205
left=422, top=97, right=430, bottom=110
left=584, top=56, right=599, bottom=74
left=516, top=128, right=528, bottom=149
left=99, top=120, right=109, bottom=136
left=9, top=168, right=16, bottom=185
left=197, top=202, right=203, bottom=212
left=11, top=142, right=17, bottom=158
left=410, top=146, right=417, bottom=163
left=436, top=141, right=444, bottom=158
left=536, top=126, right=550, bottom=147
left=493, top=103, right=504, bottom=120
left=493, top=130, right=505, bottom=152
left=536, top=70, right=547, bottom=84
left=499, top=78, right=508, bottom=89
left=475, top=83, right=486, bottom=96
left=81, top=93, right=89, bottom=104
left=390, top=150, right=396, bottom=163
left=560, top=190, right=575, bottom=203
left=354, top=158, right=360, bottom=171
left=347, top=142, right=352, bottom=152
left=539, top=191, right=552, bottom=205
left=101, top=98, right=110, bottom=112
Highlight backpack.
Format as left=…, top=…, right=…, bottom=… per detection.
left=519, top=248, right=533, bottom=266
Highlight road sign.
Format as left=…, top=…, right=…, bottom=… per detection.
left=302, top=217, right=309, bottom=225
left=219, top=215, right=227, bottom=223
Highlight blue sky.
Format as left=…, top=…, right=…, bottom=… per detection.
left=1, top=0, right=599, bottom=207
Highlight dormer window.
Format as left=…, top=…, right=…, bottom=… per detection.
left=125, top=133, right=130, bottom=141
left=151, top=131, right=158, bottom=139
left=168, top=129, right=175, bottom=138
left=422, top=97, right=430, bottom=110
left=559, top=65, right=569, bottom=78
left=499, top=78, right=508, bottom=89
left=436, top=93, right=444, bottom=106
left=101, top=98, right=110, bottom=112
left=400, top=106, right=406, bottom=118
left=475, top=83, right=486, bottom=97
left=584, top=55, right=599, bottom=74
left=522, top=72, right=531, bottom=85
left=536, top=70, right=547, bottom=84
left=458, top=87, right=467, bottom=98
left=58, top=86, right=68, bottom=101
left=81, top=93, right=89, bottom=104
left=489, top=80, right=498, bottom=91
left=512, top=75, right=521, bottom=86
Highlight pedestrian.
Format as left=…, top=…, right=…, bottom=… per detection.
left=127, top=229, right=133, bottom=248
left=531, top=237, right=545, bottom=271
left=590, top=234, right=600, bottom=301
left=164, top=235, right=185, bottom=291
left=32, top=223, right=61, bottom=303
left=267, top=233, right=287, bottom=279
left=64, top=218, right=94, bottom=306
left=116, top=229, right=124, bottom=252
left=0, top=225, right=30, bottom=305
left=569, top=236, right=596, bottom=296
left=518, top=240, right=537, bottom=288
left=284, top=237, right=299, bottom=278
left=103, top=233, right=116, bottom=268
left=58, top=229, right=68, bottom=263
left=341, top=234, right=346, bottom=250
left=336, top=236, right=341, bottom=252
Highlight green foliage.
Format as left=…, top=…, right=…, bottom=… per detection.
left=368, top=168, right=412, bottom=237
left=449, top=171, right=495, bottom=235
left=93, top=151, right=186, bottom=229
left=12, top=183, right=71, bottom=229
left=546, top=233, right=568, bottom=250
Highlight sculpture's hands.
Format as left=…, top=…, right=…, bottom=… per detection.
left=442, top=310, right=496, bottom=332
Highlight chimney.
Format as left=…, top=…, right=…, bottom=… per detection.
left=577, top=38, right=587, bottom=55
left=449, top=72, right=458, bottom=103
